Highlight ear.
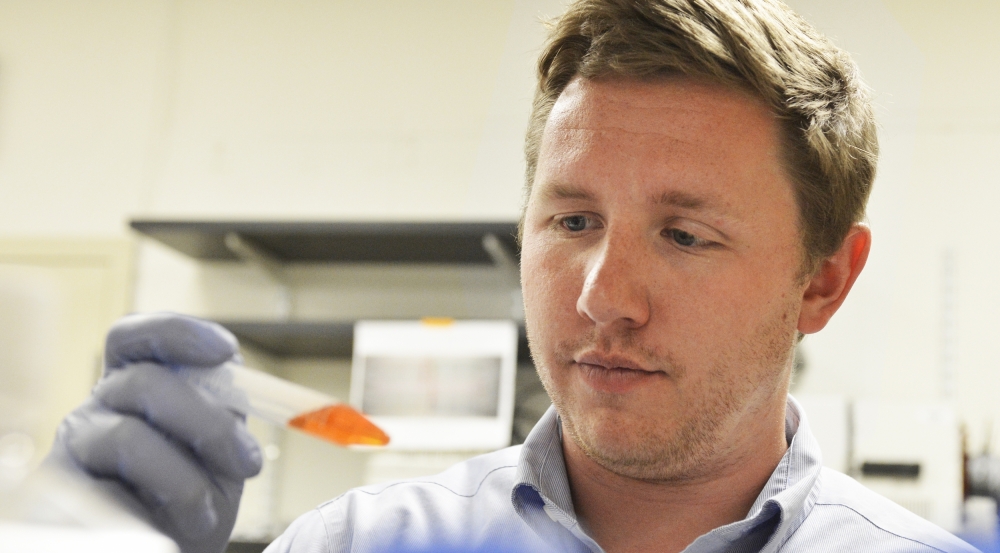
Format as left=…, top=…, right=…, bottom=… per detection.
left=798, top=223, right=871, bottom=334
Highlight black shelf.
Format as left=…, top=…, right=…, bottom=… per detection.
left=130, top=220, right=526, bottom=360
left=221, top=320, right=355, bottom=358
left=219, top=320, right=532, bottom=363
left=130, top=220, right=520, bottom=264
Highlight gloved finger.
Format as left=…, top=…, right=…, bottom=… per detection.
left=94, top=362, right=263, bottom=479
left=105, top=312, right=238, bottom=369
left=62, top=401, right=221, bottom=539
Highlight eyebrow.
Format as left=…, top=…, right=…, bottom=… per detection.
left=656, top=190, right=709, bottom=210
left=542, top=183, right=594, bottom=201
left=543, top=183, right=716, bottom=212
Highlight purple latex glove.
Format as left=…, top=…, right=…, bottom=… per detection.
left=47, top=313, right=263, bottom=553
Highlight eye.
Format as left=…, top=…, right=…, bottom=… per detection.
left=561, top=215, right=590, bottom=232
left=666, top=228, right=701, bottom=247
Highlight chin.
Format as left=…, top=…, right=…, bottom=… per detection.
left=560, top=398, right=723, bottom=482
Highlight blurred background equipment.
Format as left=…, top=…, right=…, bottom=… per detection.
left=852, top=400, right=963, bottom=531
left=965, top=439, right=1000, bottom=550
left=0, top=259, right=173, bottom=552
left=0, top=465, right=179, bottom=553
left=0, top=240, right=132, bottom=469
left=350, top=319, right=519, bottom=487
left=124, top=221, right=542, bottom=546
left=798, top=393, right=1000, bottom=547
left=0, top=265, right=59, bottom=484
left=350, top=319, right=518, bottom=452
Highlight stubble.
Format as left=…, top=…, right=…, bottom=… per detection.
left=532, top=299, right=798, bottom=483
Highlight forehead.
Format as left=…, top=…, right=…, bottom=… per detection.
left=534, top=76, right=794, bottom=221
left=542, top=76, right=782, bottom=172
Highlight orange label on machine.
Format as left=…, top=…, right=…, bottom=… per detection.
left=289, top=404, right=390, bottom=446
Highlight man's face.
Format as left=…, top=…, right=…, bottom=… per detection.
left=520, top=76, right=808, bottom=481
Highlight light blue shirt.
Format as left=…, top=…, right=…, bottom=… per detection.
left=264, top=397, right=978, bottom=553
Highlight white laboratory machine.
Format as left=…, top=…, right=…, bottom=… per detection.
left=796, top=394, right=964, bottom=532
left=350, top=319, right=519, bottom=485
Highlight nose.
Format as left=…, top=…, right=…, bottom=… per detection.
left=576, top=229, right=651, bottom=329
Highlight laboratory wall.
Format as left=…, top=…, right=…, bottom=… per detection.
left=0, top=0, right=542, bottom=235
left=1, top=0, right=1000, bottom=539
left=784, top=0, right=1000, bottom=454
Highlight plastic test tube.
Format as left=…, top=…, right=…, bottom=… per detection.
left=182, top=362, right=389, bottom=447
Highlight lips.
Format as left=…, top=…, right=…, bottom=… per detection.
left=574, top=351, right=663, bottom=394
left=575, top=352, right=653, bottom=373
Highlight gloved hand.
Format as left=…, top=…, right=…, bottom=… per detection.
left=46, top=313, right=263, bottom=553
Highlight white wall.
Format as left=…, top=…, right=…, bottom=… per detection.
left=0, top=0, right=171, bottom=236
left=0, top=0, right=554, bottom=235
left=786, top=0, right=1000, bottom=454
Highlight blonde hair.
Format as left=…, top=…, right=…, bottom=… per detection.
left=523, top=0, right=878, bottom=274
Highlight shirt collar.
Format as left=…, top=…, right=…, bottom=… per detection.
left=511, top=395, right=825, bottom=553
left=512, top=406, right=599, bottom=551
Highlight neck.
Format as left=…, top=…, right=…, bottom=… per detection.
left=563, top=403, right=789, bottom=553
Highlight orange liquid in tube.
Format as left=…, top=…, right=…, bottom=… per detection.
left=289, top=404, right=390, bottom=446
left=211, top=363, right=390, bottom=448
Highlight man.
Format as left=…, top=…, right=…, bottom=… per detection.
left=50, top=0, right=978, bottom=552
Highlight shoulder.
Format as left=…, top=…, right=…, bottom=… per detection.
left=268, top=446, right=530, bottom=553
left=783, top=468, right=978, bottom=553
left=264, top=509, right=331, bottom=553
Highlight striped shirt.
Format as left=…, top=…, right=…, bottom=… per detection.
left=264, top=397, right=978, bottom=553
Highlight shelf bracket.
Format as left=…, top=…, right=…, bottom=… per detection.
left=480, top=232, right=514, bottom=267
left=481, top=233, right=523, bottom=320
left=224, top=232, right=293, bottom=319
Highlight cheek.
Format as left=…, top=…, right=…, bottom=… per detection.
left=520, top=240, right=586, bottom=347
left=523, top=240, right=573, bottom=308
left=650, top=256, right=799, bottom=344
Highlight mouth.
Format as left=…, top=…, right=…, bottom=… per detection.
left=573, top=351, right=664, bottom=393
left=575, top=352, right=654, bottom=373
